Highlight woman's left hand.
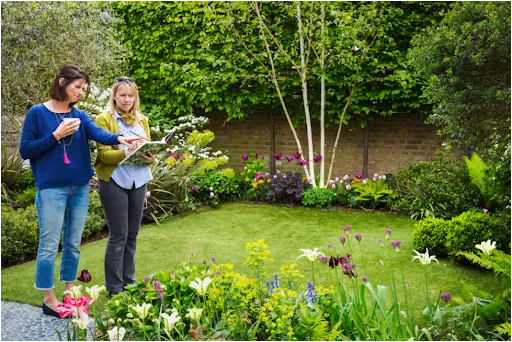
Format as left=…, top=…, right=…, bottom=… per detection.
left=140, top=152, right=156, bottom=164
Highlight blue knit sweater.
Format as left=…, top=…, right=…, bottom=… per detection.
left=19, top=104, right=120, bottom=190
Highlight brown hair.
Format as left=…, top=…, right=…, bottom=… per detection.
left=49, top=64, right=91, bottom=104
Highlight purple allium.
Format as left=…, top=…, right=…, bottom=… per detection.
left=482, top=208, right=489, bottom=214
left=314, top=155, right=322, bottom=163
left=143, top=275, right=150, bottom=284
left=354, top=233, right=362, bottom=242
left=273, top=153, right=283, bottom=160
left=211, top=257, right=216, bottom=263
left=306, top=281, right=318, bottom=304
left=391, top=240, right=401, bottom=251
left=340, top=236, right=346, bottom=246
left=242, top=153, right=249, bottom=161
left=343, top=225, right=351, bottom=233
left=354, top=172, right=363, bottom=180
left=298, top=159, right=307, bottom=166
left=378, top=238, right=383, bottom=245
left=190, top=185, right=198, bottom=192
left=328, top=243, right=333, bottom=249
left=440, top=292, right=452, bottom=303
left=362, top=277, right=368, bottom=284
left=319, top=256, right=329, bottom=263
left=215, top=269, right=221, bottom=277
left=385, top=229, right=392, bottom=238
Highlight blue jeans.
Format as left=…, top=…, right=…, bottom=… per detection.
left=34, top=184, right=90, bottom=290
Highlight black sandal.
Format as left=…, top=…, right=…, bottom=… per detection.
left=42, top=303, right=62, bottom=318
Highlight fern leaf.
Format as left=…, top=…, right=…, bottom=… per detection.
left=464, top=153, right=489, bottom=196
left=460, top=280, right=493, bottom=300
left=494, top=322, right=511, bottom=337
left=457, top=252, right=492, bottom=269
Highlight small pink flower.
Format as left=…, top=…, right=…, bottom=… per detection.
left=482, top=208, right=489, bottom=214
left=210, top=192, right=215, bottom=198
left=145, top=191, right=151, bottom=199
left=345, top=184, right=351, bottom=190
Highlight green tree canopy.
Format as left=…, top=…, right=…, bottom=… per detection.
left=114, top=1, right=448, bottom=127
left=409, top=1, right=511, bottom=151
left=1, top=1, right=126, bottom=128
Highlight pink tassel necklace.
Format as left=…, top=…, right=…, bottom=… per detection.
left=53, top=108, right=74, bottom=165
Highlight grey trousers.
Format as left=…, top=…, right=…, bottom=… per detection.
left=98, top=179, right=147, bottom=294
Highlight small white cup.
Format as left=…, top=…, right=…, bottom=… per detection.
left=63, top=118, right=80, bottom=129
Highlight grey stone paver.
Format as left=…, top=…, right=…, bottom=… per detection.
left=1, top=300, right=69, bottom=341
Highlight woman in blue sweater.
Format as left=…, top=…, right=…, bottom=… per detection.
left=19, top=65, right=140, bottom=318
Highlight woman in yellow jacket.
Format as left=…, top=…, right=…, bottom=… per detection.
left=94, top=77, right=154, bottom=296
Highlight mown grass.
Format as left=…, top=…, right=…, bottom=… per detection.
left=1, top=202, right=497, bottom=320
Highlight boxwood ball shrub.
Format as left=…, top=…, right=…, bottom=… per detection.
left=446, top=210, right=510, bottom=259
left=411, top=217, right=452, bottom=257
left=1, top=204, right=39, bottom=266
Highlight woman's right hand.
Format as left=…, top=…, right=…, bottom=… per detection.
left=53, top=120, right=79, bottom=141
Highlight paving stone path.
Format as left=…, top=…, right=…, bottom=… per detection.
left=1, top=300, right=70, bottom=341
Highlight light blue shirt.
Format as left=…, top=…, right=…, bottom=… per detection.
left=110, top=111, right=152, bottom=190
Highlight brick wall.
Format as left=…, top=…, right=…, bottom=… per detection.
left=206, top=111, right=446, bottom=178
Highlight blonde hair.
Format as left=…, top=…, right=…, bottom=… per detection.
left=106, top=78, right=142, bottom=118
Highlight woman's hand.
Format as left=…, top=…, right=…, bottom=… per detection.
left=117, top=136, right=142, bottom=148
left=53, top=120, right=79, bottom=141
left=139, top=152, right=156, bottom=164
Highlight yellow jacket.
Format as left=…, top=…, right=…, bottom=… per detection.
left=93, top=111, right=151, bottom=181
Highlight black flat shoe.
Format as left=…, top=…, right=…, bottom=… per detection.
left=42, top=303, right=61, bottom=318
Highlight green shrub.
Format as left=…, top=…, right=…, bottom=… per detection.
left=82, top=191, right=105, bottom=240
left=1, top=204, right=39, bottom=266
left=302, top=187, right=337, bottom=208
left=189, top=169, right=242, bottom=206
left=446, top=211, right=509, bottom=259
left=352, top=178, right=396, bottom=210
left=411, top=217, right=452, bottom=257
left=389, top=155, right=480, bottom=220
left=12, top=187, right=37, bottom=209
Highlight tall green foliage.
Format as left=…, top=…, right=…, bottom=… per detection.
left=409, top=1, right=511, bottom=151
left=1, top=1, right=126, bottom=129
left=114, top=2, right=448, bottom=126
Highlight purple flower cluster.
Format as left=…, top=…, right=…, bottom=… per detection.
left=266, top=274, right=281, bottom=294
left=306, top=281, right=318, bottom=305
left=314, top=155, right=322, bottom=163
left=354, top=233, right=363, bottom=242
left=153, top=278, right=165, bottom=304
left=273, top=153, right=283, bottom=160
left=167, top=151, right=184, bottom=159
left=327, top=254, right=357, bottom=277
left=340, top=236, right=346, bottom=246
left=391, top=240, right=401, bottom=251
left=354, top=172, right=363, bottom=180
left=343, top=225, right=351, bottom=234
left=440, top=292, right=452, bottom=303
left=190, top=185, right=198, bottom=192
left=298, top=159, right=307, bottom=166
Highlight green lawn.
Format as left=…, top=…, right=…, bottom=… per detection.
left=1, top=202, right=497, bottom=319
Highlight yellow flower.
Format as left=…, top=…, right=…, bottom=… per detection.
left=166, top=157, right=176, bottom=166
